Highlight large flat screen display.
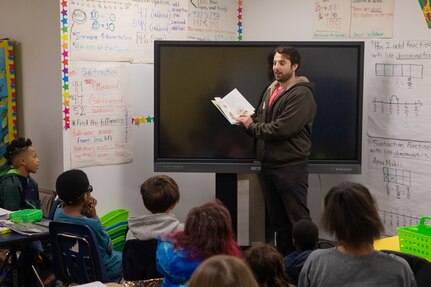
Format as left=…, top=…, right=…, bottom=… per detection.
left=154, top=41, right=363, bottom=174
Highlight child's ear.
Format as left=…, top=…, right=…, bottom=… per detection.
left=18, top=156, right=26, bottom=166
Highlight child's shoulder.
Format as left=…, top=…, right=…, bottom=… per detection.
left=0, top=169, right=21, bottom=184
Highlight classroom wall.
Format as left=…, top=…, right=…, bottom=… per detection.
left=0, top=1, right=63, bottom=192
left=1, top=0, right=430, bottom=241
left=0, top=1, right=215, bottom=223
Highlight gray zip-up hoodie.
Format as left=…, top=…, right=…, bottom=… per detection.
left=126, top=213, right=184, bottom=241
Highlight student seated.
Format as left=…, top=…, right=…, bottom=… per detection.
left=245, top=243, right=290, bottom=287
left=298, top=182, right=416, bottom=287
left=283, top=219, right=318, bottom=285
left=54, top=169, right=122, bottom=281
left=156, top=200, right=242, bottom=287
left=0, top=137, right=40, bottom=211
left=0, top=137, right=42, bottom=286
left=189, top=255, right=259, bottom=287
left=123, top=175, right=183, bottom=280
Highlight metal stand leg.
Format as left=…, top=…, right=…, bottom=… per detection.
left=31, top=265, right=45, bottom=287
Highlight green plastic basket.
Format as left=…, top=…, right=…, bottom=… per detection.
left=10, top=209, right=43, bottom=223
left=106, top=221, right=128, bottom=239
left=100, top=209, right=129, bottom=228
left=397, top=216, right=431, bottom=260
left=112, top=235, right=125, bottom=252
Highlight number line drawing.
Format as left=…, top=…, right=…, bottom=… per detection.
left=380, top=208, right=420, bottom=235
left=372, top=95, right=422, bottom=117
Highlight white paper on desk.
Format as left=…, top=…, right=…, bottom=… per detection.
left=0, top=208, right=12, bottom=217
left=74, top=282, right=106, bottom=287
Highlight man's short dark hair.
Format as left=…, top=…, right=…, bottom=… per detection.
left=293, top=219, right=319, bottom=250
left=140, top=175, right=180, bottom=213
left=274, top=46, right=301, bottom=71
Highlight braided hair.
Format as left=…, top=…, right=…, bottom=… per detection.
left=5, top=137, right=33, bottom=166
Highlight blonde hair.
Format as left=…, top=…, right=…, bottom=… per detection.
left=189, top=255, right=259, bottom=287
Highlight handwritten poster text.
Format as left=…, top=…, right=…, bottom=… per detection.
left=69, top=62, right=133, bottom=168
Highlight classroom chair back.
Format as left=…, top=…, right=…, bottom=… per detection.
left=49, top=221, right=110, bottom=284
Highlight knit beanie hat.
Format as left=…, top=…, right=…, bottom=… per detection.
left=56, top=169, right=90, bottom=204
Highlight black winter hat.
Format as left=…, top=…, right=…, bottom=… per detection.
left=56, top=169, right=90, bottom=204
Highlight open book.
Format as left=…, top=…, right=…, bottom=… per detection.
left=212, top=88, right=255, bottom=124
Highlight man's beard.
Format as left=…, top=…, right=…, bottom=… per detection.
left=274, top=70, right=293, bottom=83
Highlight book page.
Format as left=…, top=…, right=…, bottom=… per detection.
left=214, top=97, right=236, bottom=124
left=212, top=88, right=254, bottom=125
left=222, top=88, right=255, bottom=117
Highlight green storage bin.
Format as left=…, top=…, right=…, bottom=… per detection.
left=100, top=209, right=129, bottom=228
left=10, top=209, right=43, bottom=223
left=106, top=221, right=128, bottom=239
left=112, top=235, right=125, bottom=252
left=398, top=216, right=431, bottom=260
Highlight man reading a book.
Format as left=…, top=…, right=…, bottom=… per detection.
left=236, top=46, right=316, bottom=256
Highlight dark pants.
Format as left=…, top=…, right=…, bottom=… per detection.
left=259, top=162, right=311, bottom=256
left=18, top=240, right=42, bottom=286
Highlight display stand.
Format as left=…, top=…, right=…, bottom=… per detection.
left=215, top=173, right=238, bottom=234
left=215, top=173, right=267, bottom=246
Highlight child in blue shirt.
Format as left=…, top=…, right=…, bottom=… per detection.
left=54, top=169, right=122, bottom=281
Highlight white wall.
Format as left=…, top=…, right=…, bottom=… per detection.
left=0, top=1, right=63, bottom=191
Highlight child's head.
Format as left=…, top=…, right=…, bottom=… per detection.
left=140, top=175, right=180, bottom=213
left=322, top=181, right=384, bottom=248
left=56, top=169, right=93, bottom=206
left=175, top=199, right=241, bottom=259
left=292, top=219, right=319, bottom=251
left=244, top=243, right=288, bottom=287
left=5, top=137, right=39, bottom=175
left=189, top=255, right=259, bottom=287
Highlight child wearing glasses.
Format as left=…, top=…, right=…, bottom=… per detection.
left=54, top=169, right=122, bottom=281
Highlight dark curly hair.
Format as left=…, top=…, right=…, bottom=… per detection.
left=274, top=46, right=301, bottom=71
left=5, top=137, right=33, bottom=166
